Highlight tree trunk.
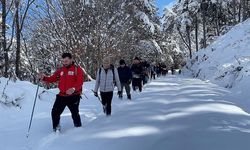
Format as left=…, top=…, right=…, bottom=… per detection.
left=15, top=0, right=21, bottom=78
left=242, top=0, right=247, bottom=21
left=2, top=0, right=9, bottom=77
left=246, top=0, right=250, bottom=19
left=232, top=0, right=237, bottom=24
left=202, top=9, right=207, bottom=48
left=177, top=27, right=191, bottom=57
left=239, top=0, right=242, bottom=22
left=186, top=25, right=192, bottom=59
left=215, top=2, right=220, bottom=36
left=195, top=14, right=199, bottom=52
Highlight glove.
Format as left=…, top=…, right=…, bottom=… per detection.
left=94, top=92, right=98, bottom=97
left=127, top=80, right=132, bottom=84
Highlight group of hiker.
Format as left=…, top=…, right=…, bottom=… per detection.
left=38, top=53, right=174, bottom=132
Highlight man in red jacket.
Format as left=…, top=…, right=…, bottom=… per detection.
left=39, top=53, right=84, bottom=132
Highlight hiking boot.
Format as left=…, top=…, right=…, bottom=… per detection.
left=53, top=125, right=61, bottom=133
left=103, top=105, right=106, bottom=114
left=103, top=104, right=108, bottom=114
left=74, top=124, right=82, bottom=128
left=127, top=94, right=131, bottom=100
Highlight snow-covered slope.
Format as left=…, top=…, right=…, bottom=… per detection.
left=184, top=19, right=250, bottom=110
left=1, top=76, right=250, bottom=150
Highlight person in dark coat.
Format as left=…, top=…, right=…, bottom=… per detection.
left=171, top=66, right=175, bottom=75
left=150, top=64, right=157, bottom=80
left=131, top=57, right=143, bottom=92
left=141, top=60, right=150, bottom=85
left=156, top=63, right=162, bottom=77
left=161, top=64, right=168, bottom=76
left=118, top=59, right=132, bottom=100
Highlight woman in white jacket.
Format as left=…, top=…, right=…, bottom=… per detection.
left=93, top=57, right=122, bottom=116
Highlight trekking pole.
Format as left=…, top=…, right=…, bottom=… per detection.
left=91, top=89, right=101, bottom=102
left=82, top=93, right=88, bottom=99
left=91, top=89, right=106, bottom=113
left=26, top=83, right=40, bottom=138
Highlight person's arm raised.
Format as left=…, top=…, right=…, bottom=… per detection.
left=43, top=69, right=61, bottom=83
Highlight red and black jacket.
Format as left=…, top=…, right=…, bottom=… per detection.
left=43, top=64, right=84, bottom=96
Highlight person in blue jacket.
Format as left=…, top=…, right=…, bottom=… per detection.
left=117, top=59, right=133, bottom=100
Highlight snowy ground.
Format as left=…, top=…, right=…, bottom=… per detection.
left=1, top=75, right=250, bottom=150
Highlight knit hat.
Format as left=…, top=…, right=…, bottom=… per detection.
left=119, top=59, right=126, bottom=65
left=134, top=57, right=140, bottom=60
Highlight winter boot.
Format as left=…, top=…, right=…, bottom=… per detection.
left=127, top=94, right=131, bottom=100
left=53, top=125, right=61, bottom=133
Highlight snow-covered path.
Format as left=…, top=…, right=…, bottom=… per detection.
left=1, top=76, right=250, bottom=150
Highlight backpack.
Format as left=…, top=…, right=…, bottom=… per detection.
left=99, top=65, right=116, bottom=86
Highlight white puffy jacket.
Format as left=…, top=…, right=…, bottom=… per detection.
left=94, top=67, right=121, bottom=92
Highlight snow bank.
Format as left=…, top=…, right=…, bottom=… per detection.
left=183, top=18, right=250, bottom=111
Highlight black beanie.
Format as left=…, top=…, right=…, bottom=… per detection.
left=119, top=59, right=126, bottom=65
left=134, top=57, right=140, bottom=60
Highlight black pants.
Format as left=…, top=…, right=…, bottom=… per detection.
left=121, top=82, right=131, bottom=97
left=132, top=78, right=142, bottom=92
left=100, top=92, right=113, bottom=116
left=142, top=75, right=149, bottom=85
left=151, top=71, right=156, bottom=80
left=51, top=94, right=82, bottom=129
